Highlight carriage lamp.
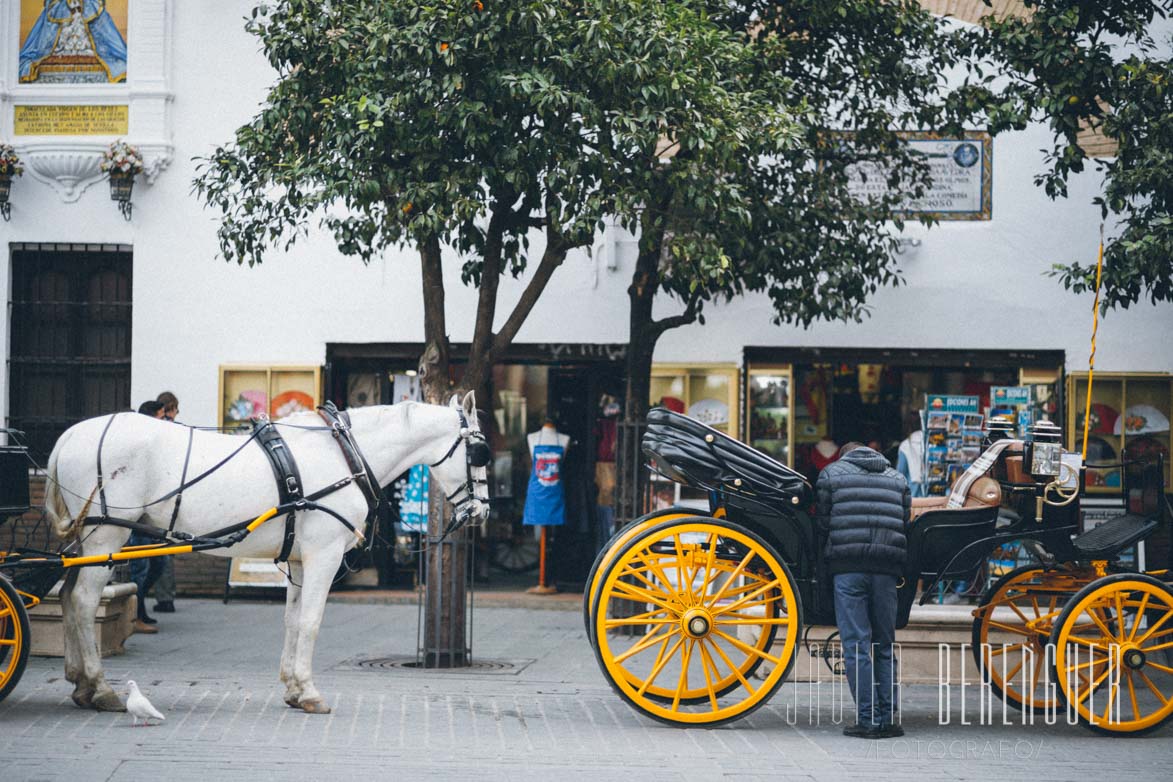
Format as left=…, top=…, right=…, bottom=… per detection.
left=1025, top=420, right=1063, bottom=480
left=109, top=173, right=134, bottom=221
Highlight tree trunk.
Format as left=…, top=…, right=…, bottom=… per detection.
left=417, top=236, right=469, bottom=667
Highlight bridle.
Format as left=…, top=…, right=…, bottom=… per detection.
left=429, top=407, right=492, bottom=537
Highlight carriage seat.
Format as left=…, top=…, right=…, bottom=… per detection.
left=643, top=408, right=812, bottom=504
left=909, top=477, right=1001, bottom=521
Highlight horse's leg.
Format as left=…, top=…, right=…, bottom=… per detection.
left=279, top=560, right=305, bottom=707
left=290, top=539, right=346, bottom=714
left=59, top=568, right=93, bottom=707
left=65, top=565, right=125, bottom=711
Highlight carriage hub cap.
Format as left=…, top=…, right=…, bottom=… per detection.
left=681, top=608, right=712, bottom=639
left=1123, top=647, right=1146, bottom=670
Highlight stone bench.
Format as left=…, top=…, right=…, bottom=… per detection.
left=27, top=581, right=138, bottom=658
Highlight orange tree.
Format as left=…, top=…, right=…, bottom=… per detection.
left=194, top=0, right=802, bottom=405
left=616, top=1, right=972, bottom=424
left=956, top=0, right=1173, bottom=309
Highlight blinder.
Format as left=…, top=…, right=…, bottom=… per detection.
left=465, top=438, right=491, bottom=468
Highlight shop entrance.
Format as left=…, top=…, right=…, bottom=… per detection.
left=325, top=343, right=626, bottom=592
left=743, top=347, right=1065, bottom=485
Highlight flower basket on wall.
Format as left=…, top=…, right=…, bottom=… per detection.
left=0, top=142, right=23, bottom=221
left=100, top=140, right=144, bottom=220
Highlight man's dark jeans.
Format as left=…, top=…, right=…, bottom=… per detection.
left=833, top=572, right=899, bottom=728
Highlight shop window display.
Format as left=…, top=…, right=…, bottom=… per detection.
left=1067, top=373, right=1172, bottom=492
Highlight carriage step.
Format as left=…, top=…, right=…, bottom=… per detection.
left=1071, top=513, right=1157, bottom=559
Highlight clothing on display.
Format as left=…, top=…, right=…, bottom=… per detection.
left=399, top=464, right=429, bottom=533
left=523, top=425, right=568, bottom=527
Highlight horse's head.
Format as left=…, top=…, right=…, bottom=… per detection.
left=428, top=391, right=491, bottom=527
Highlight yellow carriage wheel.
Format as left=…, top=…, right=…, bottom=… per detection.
left=0, top=575, right=32, bottom=705
left=591, top=517, right=801, bottom=726
left=1050, top=574, right=1173, bottom=735
left=582, top=508, right=709, bottom=640
left=972, top=564, right=1092, bottom=714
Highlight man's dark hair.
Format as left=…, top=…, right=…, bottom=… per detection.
left=138, top=400, right=165, bottom=417
left=838, top=441, right=865, bottom=458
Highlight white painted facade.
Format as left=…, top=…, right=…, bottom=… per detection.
left=2, top=1, right=1171, bottom=428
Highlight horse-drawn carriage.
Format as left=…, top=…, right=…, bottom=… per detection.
left=584, top=407, right=1173, bottom=734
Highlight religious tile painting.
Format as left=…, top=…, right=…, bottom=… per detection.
left=19, top=1, right=129, bottom=84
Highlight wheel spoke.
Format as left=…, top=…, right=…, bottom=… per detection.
left=1137, top=670, right=1171, bottom=706
left=672, top=535, right=689, bottom=608
left=604, top=617, right=679, bottom=627
left=671, top=639, right=693, bottom=711
left=712, top=579, right=783, bottom=617
left=622, top=554, right=684, bottom=603
left=1146, top=660, right=1173, bottom=675
left=612, top=624, right=674, bottom=664
left=1102, top=672, right=1119, bottom=723
left=988, top=620, right=1034, bottom=637
left=0, top=607, right=13, bottom=620
left=1135, top=608, right=1173, bottom=646
left=986, top=642, right=1026, bottom=658
left=705, top=550, right=756, bottom=606
left=636, top=636, right=685, bottom=696
left=1126, top=670, right=1141, bottom=723
left=1114, top=590, right=1126, bottom=642
left=697, top=639, right=721, bottom=711
left=711, top=628, right=783, bottom=665
left=1128, top=592, right=1151, bottom=642
left=1140, top=640, right=1173, bottom=654
left=1076, top=666, right=1113, bottom=705
left=1085, top=604, right=1117, bottom=642
left=696, top=533, right=718, bottom=603
left=713, top=615, right=792, bottom=626
left=1002, top=657, right=1026, bottom=682
left=0, top=638, right=17, bottom=647
left=707, top=637, right=757, bottom=697
left=607, top=581, right=679, bottom=614
left=1007, top=601, right=1032, bottom=625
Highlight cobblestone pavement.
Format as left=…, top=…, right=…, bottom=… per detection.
left=2, top=598, right=1171, bottom=781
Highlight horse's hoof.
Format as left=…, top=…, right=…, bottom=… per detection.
left=92, top=690, right=127, bottom=712
left=284, top=694, right=301, bottom=708
left=300, top=698, right=331, bottom=715
left=71, top=686, right=95, bottom=709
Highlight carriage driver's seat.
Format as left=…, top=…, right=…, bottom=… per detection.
left=908, top=476, right=1002, bottom=522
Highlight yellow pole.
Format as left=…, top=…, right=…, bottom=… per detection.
left=1080, top=225, right=1105, bottom=462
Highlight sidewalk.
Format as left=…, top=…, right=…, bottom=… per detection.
left=2, top=598, right=1170, bottom=781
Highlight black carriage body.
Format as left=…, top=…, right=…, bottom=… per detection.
left=0, top=445, right=31, bottom=519
left=641, top=407, right=1112, bottom=630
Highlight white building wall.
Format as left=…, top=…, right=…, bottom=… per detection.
left=2, top=1, right=1171, bottom=428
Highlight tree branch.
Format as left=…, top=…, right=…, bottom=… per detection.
left=651, top=289, right=702, bottom=336
left=491, top=222, right=572, bottom=355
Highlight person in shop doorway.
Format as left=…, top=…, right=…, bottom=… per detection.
left=523, top=420, right=569, bottom=592
left=151, top=391, right=180, bottom=614
left=896, top=411, right=925, bottom=498
left=128, top=400, right=168, bottom=634
left=817, top=442, right=910, bottom=739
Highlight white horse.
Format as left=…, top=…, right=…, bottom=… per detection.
left=44, top=393, right=488, bottom=714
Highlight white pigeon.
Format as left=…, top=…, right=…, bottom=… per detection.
left=126, top=680, right=165, bottom=727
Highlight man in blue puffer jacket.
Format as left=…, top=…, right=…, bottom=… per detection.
left=817, top=442, right=911, bottom=739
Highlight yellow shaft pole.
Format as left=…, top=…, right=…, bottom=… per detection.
left=1080, top=227, right=1105, bottom=462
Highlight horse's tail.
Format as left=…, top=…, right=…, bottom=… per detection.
left=45, top=429, right=90, bottom=541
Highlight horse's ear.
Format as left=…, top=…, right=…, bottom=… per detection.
left=448, top=394, right=461, bottom=409
left=461, top=391, right=476, bottom=419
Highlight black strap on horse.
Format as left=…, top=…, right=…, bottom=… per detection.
left=168, top=426, right=195, bottom=532
left=253, top=418, right=304, bottom=564
left=316, top=401, right=383, bottom=533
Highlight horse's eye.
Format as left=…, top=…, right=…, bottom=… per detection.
left=466, top=440, right=491, bottom=467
